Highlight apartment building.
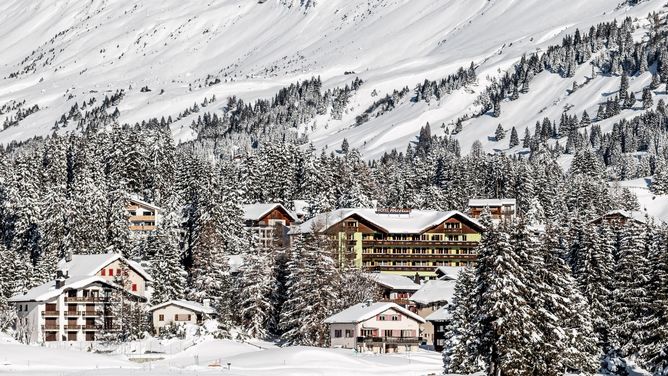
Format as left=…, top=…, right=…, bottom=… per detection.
left=291, top=208, right=484, bottom=278
left=242, top=203, right=297, bottom=247
left=324, top=301, right=425, bottom=353
left=9, top=253, right=152, bottom=343
left=127, top=198, right=161, bottom=232
left=468, top=198, right=517, bottom=223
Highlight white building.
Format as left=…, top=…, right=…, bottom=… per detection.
left=324, top=301, right=425, bottom=353
left=242, top=203, right=297, bottom=247
left=9, top=253, right=152, bottom=344
left=409, top=279, right=457, bottom=348
left=149, top=300, right=215, bottom=334
left=468, top=198, right=517, bottom=222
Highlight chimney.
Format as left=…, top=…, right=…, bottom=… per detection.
left=55, top=268, right=69, bottom=289
left=413, top=272, right=420, bottom=285
left=65, top=250, right=72, bottom=263
left=371, top=200, right=378, bottom=209
left=203, top=298, right=211, bottom=308
left=365, top=299, right=373, bottom=307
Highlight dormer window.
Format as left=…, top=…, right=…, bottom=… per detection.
left=345, top=221, right=358, bottom=228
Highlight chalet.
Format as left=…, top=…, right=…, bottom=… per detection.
left=589, top=209, right=648, bottom=227
left=434, top=266, right=462, bottom=281
left=366, top=273, right=421, bottom=307
left=9, top=253, right=152, bottom=344
left=425, top=306, right=451, bottom=352
left=291, top=208, right=484, bottom=277
left=127, top=198, right=161, bottom=232
left=149, top=300, right=215, bottom=333
left=243, top=203, right=297, bottom=247
left=409, top=279, right=457, bottom=349
left=468, top=198, right=516, bottom=223
left=324, top=301, right=425, bottom=353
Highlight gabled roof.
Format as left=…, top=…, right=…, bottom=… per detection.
left=324, top=302, right=425, bottom=324
left=366, top=273, right=421, bottom=291
left=292, top=209, right=483, bottom=235
left=148, top=300, right=215, bottom=314
left=590, top=209, right=648, bottom=224
left=58, top=253, right=153, bottom=282
left=242, top=203, right=297, bottom=222
left=434, top=266, right=463, bottom=281
left=8, top=276, right=144, bottom=303
left=128, top=197, right=162, bottom=211
left=409, top=280, right=457, bottom=306
left=468, top=198, right=516, bottom=207
left=425, top=306, right=452, bottom=322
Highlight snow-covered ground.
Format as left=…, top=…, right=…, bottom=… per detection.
left=0, top=0, right=665, bottom=158
left=0, top=335, right=445, bottom=376
left=616, top=177, right=668, bottom=223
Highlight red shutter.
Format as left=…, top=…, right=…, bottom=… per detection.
left=109, top=269, right=114, bottom=276
left=101, top=269, right=106, bottom=276
left=131, top=284, right=137, bottom=292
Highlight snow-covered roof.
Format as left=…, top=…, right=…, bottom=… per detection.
left=366, top=273, right=420, bottom=291
left=293, top=200, right=310, bottom=217
left=591, top=209, right=648, bottom=224
left=324, top=302, right=425, bottom=324
left=58, top=253, right=154, bottom=282
left=128, top=197, right=162, bottom=211
left=468, top=198, right=516, bottom=207
left=10, top=276, right=116, bottom=303
left=434, top=266, right=463, bottom=281
left=242, top=203, right=297, bottom=222
left=425, top=306, right=452, bottom=322
left=409, top=280, right=457, bottom=306
left=228, top=254, right=243, bottom=273
left=292, top=209, right=482, bottom=235
left=148, top=300, right=215, bottom=314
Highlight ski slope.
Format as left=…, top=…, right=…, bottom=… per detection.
left=0, top=0, right=664, bottom=157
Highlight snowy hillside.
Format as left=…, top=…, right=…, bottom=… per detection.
left=0, top=0, right=665, bottom=157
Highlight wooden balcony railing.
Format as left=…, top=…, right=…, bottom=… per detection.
left=42, top=324, right=59, bottom=330
left=82, top=324, right=103, bottom=330
left=81, top=311, right=100, bottom=317
left=361, top=240, right=478, bottom=247
left=367, top=265, right=470, bottom=273
left=129, top=225, right=157, bottom=231
left=356, top=336, right=421, bottom=344
left=362, top=253, right=477, bottom=260
left=64, top=325, right=81, bottom=330
left=42, top=311, right=59, bottom=317
left=65, top=296, right=109, bottom=303
left=129, top=215, right=156, bottom=222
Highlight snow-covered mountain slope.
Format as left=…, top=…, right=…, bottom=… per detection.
left=0, top=0, right=664, bottom=157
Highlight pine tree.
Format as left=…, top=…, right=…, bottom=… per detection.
left=442, top=267, right=481, bottom=374
left=642, top=87, right=654, bottom=109
left=494, top=124, right=505, bottom=141
left=279, top=233, right=339, bottom=346
left=237, top=242, right=276, bottom=339
left=508, top=126, right=519, bottom=148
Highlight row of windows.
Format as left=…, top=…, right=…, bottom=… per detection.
left=378, top=314, right=401, bottom=321
left=158, top=314, right=193, bottom=321
left=362, top=248, right=475, bottom=255
left=333, top=329, right=355, bottom=338
left=364, top=261, right=473, bottom=267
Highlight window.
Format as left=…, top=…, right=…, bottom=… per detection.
left=101, top=269, right=106, bottom=276
left=378, top=315, right=386, bottom=321
left=345, top=330, right=353, bottom=338
left=116, top=269, right=121, bottom=276
left=159, top=314, right=164, bottom=321
left=131, top=284, right=137, bottom=292
left=18, top=305, right=22, bottom=312
left=334, top=329, right=342, bottom=338
left=384, top=330, right=393, bottom=337
left=67, top=332, right=78, bottom=341
left=391, top=315, right=400, bottom=321
left=345, top=221, right=358, bottom=228
left=108, top=269, right=114, bottom=276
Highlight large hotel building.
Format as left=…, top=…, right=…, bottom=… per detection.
left=291, top=208, right=484, bottom=278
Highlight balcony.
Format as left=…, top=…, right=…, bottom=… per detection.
left=81, top=311, right=101, bottom=317
left=362, top=253, right=477, bottom=260
left=129, top=225, right=156, bottom=231
left=42, top=311, right=59, bottom=317
left=362, top=239, right=478, bottom=247
left=64, top=311, right=79, bottom=317
left=42, top=324, right=59, bottom=331
left=82, top=324, right=103, bottom=330
left=64, top=325, right=81, bottom=330
left=65, top=296, right=109, bottom=303
left=356, top=336, right=421, bottom=344
left=129, top=215, right=156, bottom=222
left=367, top=265, right=470, bottom=273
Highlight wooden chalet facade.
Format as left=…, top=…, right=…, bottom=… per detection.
left=243, top=203, right=297, bottom=247
left=468, top=198, right=516, bottom=223
left=292, top=209, right=484, bottom=278
left=126, top=198, right=161, bottom=232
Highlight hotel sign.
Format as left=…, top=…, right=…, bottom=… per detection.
left=375, top=208, right=412, bottom=215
